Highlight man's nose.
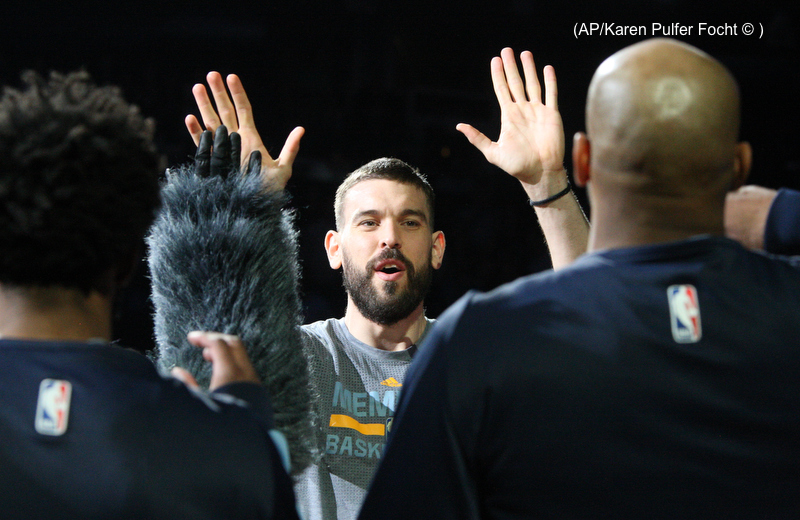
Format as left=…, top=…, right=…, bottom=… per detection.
left=380, top=222, right=401, bottom=249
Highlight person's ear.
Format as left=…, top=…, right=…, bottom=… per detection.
left=431, top=231, right=446, bottom=270
left=325, top=230, right=343, bottom=269
left=731, top=141, right=752, bottom=190
left=572, top=132, right=591, bottom=188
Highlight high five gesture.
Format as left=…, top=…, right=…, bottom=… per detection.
left=186, top=72, right=304, bottom=189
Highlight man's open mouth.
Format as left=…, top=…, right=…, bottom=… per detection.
left=374, top=259, right=407, bottom=280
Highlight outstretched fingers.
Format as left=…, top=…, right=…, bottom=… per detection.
left=490, top=56, right=513, bottom=106
left=185, top=71, right=304, bottom=189
left=226, top=74, right=255, bottom=131
left=492, top=49, right=553, bottom=110
left=520, top=51, right=542, bottom=105
left=500, top=47, right=528, bottom=103
left=192, top=82, right=221, bottom=133
left=186, top=114, right=205, bottom=147
left=543, top=65, right=558, bottom=110
left=207, top=71, right=239, bottom=131
left=187, top=72, right=241, bottom=145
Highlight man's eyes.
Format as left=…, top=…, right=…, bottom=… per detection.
left=356, top=220, right=421, bottom=228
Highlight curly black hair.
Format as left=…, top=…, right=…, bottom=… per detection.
left=0, top=70, right=163, bottom=295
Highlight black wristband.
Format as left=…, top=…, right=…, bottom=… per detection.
left=528, top=182, right=571, bottom=207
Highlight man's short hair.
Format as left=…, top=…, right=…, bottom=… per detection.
left=334, top=157, right=435, bottom=230
left=0, top=70, right=162, bottom=294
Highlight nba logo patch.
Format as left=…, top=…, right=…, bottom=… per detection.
left=35, top=379, right=72, bottom=436
left=667, top=284, right=702, bottom=343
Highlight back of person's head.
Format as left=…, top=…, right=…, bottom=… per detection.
left=333, top=157, right=435, bottom=230
left=586, top=38, right=743, bottom=201
left=0, top=71, right=162, bottom=296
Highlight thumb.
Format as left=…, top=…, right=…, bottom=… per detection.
left=171, top=366, right=200, bottom=389
left=456, top=123, right=494, bottom=158
left=278, top=126, right=305, bottom=167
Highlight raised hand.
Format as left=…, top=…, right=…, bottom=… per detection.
left=185, top=72, right=304, bottom=189
left=458, top=48, right=566, bottom=198
left=459, top=48, right=588, bottom=269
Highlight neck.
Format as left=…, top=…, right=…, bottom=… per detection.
left=343, top=299, right=427, bottom=352
left=588, top=190, right=725, bottom=252
left=0, top=286, right=112, bottom=342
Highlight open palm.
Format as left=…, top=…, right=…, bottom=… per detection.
left=458, top=48, right=565, bottom=186
left=185, top=72, right=303, bottom=190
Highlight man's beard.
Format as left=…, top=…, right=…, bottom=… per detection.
left=342, top=248, right=433, bottom=326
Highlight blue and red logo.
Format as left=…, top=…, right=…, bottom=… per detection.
left=35, top=379, right=72, bottom=436
left=667, top=284, right=702, bottom=343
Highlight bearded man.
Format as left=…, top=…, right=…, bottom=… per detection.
left=148, top=47, right=589, bottom=520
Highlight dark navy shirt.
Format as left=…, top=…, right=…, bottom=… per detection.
left=0, top=339, right=299, bottom=519
left=766, top=188, right=800, bottom=256
left=360, top=237, right=800, bottom=519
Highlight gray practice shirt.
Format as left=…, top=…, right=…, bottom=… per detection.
left=294, top=317, right=434, bottom=520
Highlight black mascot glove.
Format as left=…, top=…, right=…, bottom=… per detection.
left=194, top=125, right=261, bottom=179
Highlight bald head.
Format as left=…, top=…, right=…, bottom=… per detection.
left=586, top=38, right=742, bottom=196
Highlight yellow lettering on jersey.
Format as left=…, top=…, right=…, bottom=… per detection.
left=329, top=414, right=386, bottom=436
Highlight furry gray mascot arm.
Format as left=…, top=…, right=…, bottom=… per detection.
left=147, top=127, right=316, bottom=474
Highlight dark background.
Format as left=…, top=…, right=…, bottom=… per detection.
left=4, top=2, right=798, bottom=353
